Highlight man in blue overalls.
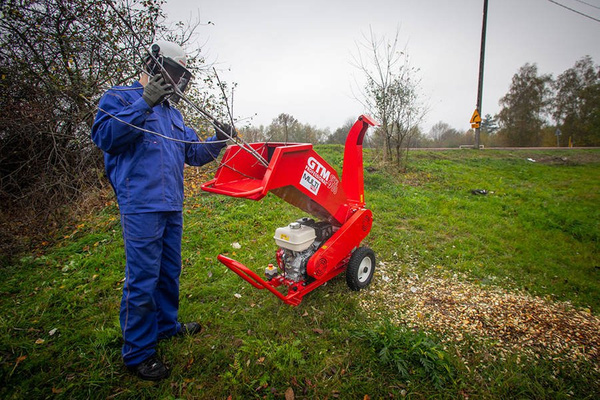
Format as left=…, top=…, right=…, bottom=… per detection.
left=91, top=41, right=233, bottom=380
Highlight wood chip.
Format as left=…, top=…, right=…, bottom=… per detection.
left=360, top=262, right=600, bottom=370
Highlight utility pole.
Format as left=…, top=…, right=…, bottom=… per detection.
left=475, top=0, right=488, bottom=149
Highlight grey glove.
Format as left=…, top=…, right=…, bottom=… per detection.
left=142, top=74, right=174, bottom=108
left=215, top=121, right=238, bottom=141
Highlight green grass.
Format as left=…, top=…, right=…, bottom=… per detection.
left=370, top=149, right=600, bottom=309
left=1, top=148, right=599, bottom=398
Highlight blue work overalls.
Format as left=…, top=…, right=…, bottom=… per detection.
left=91, top=81, right=225, bottom=366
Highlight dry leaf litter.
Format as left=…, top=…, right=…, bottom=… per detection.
left=359, top=260, right=600, bottom=370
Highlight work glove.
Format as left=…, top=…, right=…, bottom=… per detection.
left=215, top=121, right=238, bottom=141
left=142, top=73, right=174, bottom=108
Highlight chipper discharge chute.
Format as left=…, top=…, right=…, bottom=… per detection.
left=201, top=115, right=378, bottom=305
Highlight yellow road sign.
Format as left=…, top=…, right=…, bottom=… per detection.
left=470, top=109, right=482, bottom=124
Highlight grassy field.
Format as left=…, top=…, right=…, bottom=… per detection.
left=1, top=147, right=599, bottom=399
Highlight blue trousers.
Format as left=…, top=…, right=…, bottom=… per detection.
left=120, top=211, right=183, bottom=366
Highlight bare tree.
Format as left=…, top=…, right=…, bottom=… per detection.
left=263, top=114, right=328, bottom=144
left=239, top=125, right=267, bottom=142
left=428, top=122, right=453, bottom=142
left=267, top=113, right=298, bottom=142
left=352, top=27, right=425, bottom=169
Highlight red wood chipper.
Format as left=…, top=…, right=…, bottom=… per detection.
left=201, top=115, right=378, bottom=305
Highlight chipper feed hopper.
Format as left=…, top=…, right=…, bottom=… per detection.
left=202, top=115, right=378, bottom=305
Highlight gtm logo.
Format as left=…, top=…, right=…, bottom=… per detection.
left=307, top=157, right=330, bottom=181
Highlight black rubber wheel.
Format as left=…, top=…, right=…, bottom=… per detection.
left=346, top=247, right=376, bottom=291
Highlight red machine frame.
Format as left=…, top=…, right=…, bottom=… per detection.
left=202, top=115, right=377, bottom=305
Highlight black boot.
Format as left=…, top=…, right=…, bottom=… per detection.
left=177, top=322, right=202, bottom=336
left=128, top=354, right=169, bottom=381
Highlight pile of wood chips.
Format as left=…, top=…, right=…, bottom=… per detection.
left=359, top=261, right=600, bottom=369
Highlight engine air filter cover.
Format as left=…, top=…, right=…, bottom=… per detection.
left=274, top=223, right=316, bottom=252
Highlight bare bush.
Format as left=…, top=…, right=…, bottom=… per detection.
left=0, top=0, right=209, bottom=256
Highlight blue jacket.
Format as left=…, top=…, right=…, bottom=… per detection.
left=91, top=81, right=225, bottom=214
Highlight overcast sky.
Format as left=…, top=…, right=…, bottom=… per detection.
left=163, top=0, right=600, bottom=134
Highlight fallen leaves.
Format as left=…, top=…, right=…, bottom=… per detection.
left=184, top=357, right=194, bottom=371
left=183, top=166, right=213, bottom=199
left=285, top=387, right=295, bottom=400
left=360, top=262, right=600, bottom=369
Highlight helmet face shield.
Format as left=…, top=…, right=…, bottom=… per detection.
left=161, top=57, right=192, bottom=86
left=146, top=56, right=192, bottom=86
left=144, top=41, right=193, bottom=103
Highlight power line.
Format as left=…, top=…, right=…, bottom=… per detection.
left=573, top=0, right=600, bottom=11
left=547, top=0, right=600, bottom=23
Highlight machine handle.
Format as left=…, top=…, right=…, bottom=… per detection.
left=217, top=254, right=291, bottom=302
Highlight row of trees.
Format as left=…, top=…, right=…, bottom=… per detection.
left=423, top=57, right=600, bottom=148
left=418, top=118, right=500, bottom=148
left=264, top=53, right=599, bottom=152
left=240, top=113, right=331, bottom=144
left=497, top=57, right=599, bottom=147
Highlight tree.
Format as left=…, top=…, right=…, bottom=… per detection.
left=295, top=123, right=328, bottom=144
left=353, top=28, right=425, bottom=168
left=553, top=56, right=600, bottom=146
left=264, top=114, right=327, bottom=144
left=0, top=0, right=217, bottom=254
left=427, top=122, right=463, bottom=147
left=409, top=128, right=431, bottom=148
left=428, top=122, right=453, bottom=142
left=239, top=125, right=267, bottom=142
left=327, top=119, right=355, bottom=144
left=266, top=113, right=298, bottom=142
left=0, top=0, right=164, bottom=213
left=481, top=114, right=499, bottom=135
left=497, top=63, right=552, bottom=147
